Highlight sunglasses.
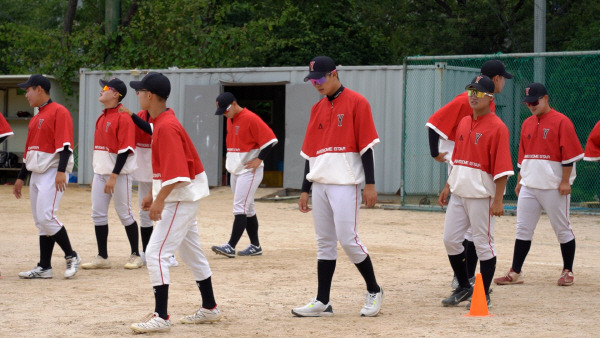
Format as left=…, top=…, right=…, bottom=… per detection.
left=102, top=85, right=123, bottom=96
left=525, top=97, right=544, bottom=107
left=135, top=89, right=149, bottom=95
left=309, top=70, right=337, bottom=86
left=467, top=89, right=493, bottom=98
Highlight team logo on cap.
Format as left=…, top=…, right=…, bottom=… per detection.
left=310, top=61, right=315, bottom=72
left=475, top=133, right=482, bottom=144
left=475, top=76, right=483, bottom=83
left=525, top=88, right=530, bottom=96
left=337, top=114, right=344, bottom=127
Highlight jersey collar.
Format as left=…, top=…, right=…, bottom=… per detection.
left=327, top=85, right=345, bottom=101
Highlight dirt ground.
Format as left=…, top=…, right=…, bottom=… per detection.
left=0, top=185, right=599, bottom=337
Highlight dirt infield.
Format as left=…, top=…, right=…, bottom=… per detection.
left=1, top=185, right=599, bottom=337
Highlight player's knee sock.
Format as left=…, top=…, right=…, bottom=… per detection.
left=560, top=239, right=576, bottom=271
left=95, top=225, right=109, bottom=259
left=316, top=259, right=336, bottom=304
left=512, top=239, right=532, bottom=273
left=153, top=284, right=169, bottom=320
left=124, top=221, right=140, bottom=256
left=355, top=255, right=380, bottom=293
left=39, top=235, right=56, bottom=269
left=52, top=227, right=75, bottom=258
left=464, top=240, right=478, bottom=279
left=246, top=215, right=260, bottom=247
left=448, top=252, right=470, bottom=288
left=479, top=256, right=496, bottom=295
left=196, top=277, right=217, bottom=310
left=140, top=226, right=153, bottom=253
left=228, top=214, right=247, bottom=248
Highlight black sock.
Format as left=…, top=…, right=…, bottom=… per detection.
left=246, top=215, right=260, bottom=247
left=448, top=252, right=470, bottom=288
left=153, top=284, right=169, bottom=320
left=124, top=221, right=140, bottom=256
left=464, top=240, right=478, bottom=279
left=196, top=277, right=217, bottom=309
left=560, top=239, right=576, bottom=271
left=316, top=259, right=336, bottom=304
left=512, top=239, right=532, bottom=274
left=228, top=214, right=247, bottom=248
left=39, top=235, right=56, bottom=269
left=140, top=226, right=154, bottom=253
left=95, top=225, right=109, bottom=259
left=479, top=256, right=497, bottom=295
left=53, top=227, right=75, bottom=258
left=355, top=256, right=380, bottom=293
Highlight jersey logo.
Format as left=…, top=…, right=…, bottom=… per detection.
left=235, top=126, right=240, bottom=135
left=105, top=122, right=111, bottom=132
left=309, top=61, right=316, bottom=71
left=337, top=114, right=344, bottom=127
left=38, top=119, right=44, bottom=129
left=543, top=128, right=550, bottom=139
left=318, top=123, right=323, bottom=129
left=475, top=133, right=482, bottom=144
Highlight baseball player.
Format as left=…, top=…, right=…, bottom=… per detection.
left=494, top=83, right=583, bottom=287
left=81, top=78, right=142, bottom=270
left=583, top=119, right=600, bottom=162
left=0, top=113, right=13, bottom=278
left=427, top=60, right=513, bottom=289
left=128, top=73, right=221, bottom=333
left=291, top=56, right=384, bottom=318
left=211, top=92, right=278, bottom=258
left=438, top=75, right=513, bottom=308
left=12, top=74, right=80, bottom=279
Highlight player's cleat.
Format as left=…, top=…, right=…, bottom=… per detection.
left=557, top=269, right=574, bottom=286
left=237, top=244, right=262, bottom=256
left=466, top=294, right=492, bottom=310
left=494, top=268, right=523, bottom=285
left=291, top=298, right=334, bottom=317
left=169, top=255, right=179, bottom=267
left=441, top=285, right=473, bottom=306
left=124, top=254, right=143, bottom=269
left=18, top=265, right=53, bottom=279
left=180, top=306, right=222, bottom=324
left=130, top=312, right=171, bottom=333
left=64, top=252, right=81, bottom=278
left=361, top=286, right=384, bottom=317
left=211, top=244, right=235, bottom=258
left=81, top=255, right=112, bottom=269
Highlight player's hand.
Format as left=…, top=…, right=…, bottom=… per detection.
left=558, top=182, right=571, bottom=195
left=514, top=183, right=522, bottom=196
left=149, top=199, right=165, bottom=221
left=438, top=185, right=450, bottom=207
left=490, top=200, right=505, bottom=216
left=433, top=152, right=448, bottom=163
left=104, top=174, right=118, bottom=194
left=363, top=184, right=377, bottom=207
left=118, top=105, right=133, bottom=116
left=141, top=193, right=153, bottom=211
left=13, top=179, right=24, bottom=199
left=244, top=158, right=263, bottom=173
left=55, top=171, right=67, bottom=192
left=298, top=192, right=312, bottom=213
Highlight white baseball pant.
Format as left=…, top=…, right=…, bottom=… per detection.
left=146, top=200, right=212, bottom=286
left=230, top=166, right=263, bottom=216
left=311, top=183, right=369, bottom=264
left=445, top=159, right=473, bottom=242
left=443, top=195, right=496, bottom=261
left=91, top=173, right=136, bottom=226
left=29, top=168, right=67, bottom=236
left=516, top=186, right=575, bottom=243
left=137, top=181, right=153, bottom=228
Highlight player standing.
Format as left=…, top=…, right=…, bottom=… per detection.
left=438, top=75, right=513, bottom=308
left=0, top=112, right=13, bottom=278
left=291, top=56, right=384, bottom=317
left=12, top=74, right=81, bottom=279
left=426, top=60, right=513, bottom=289
left=583, top=119, right=600, bottom=162
left=211, top=92, right=278, bottom=258
left=128, top=73, right=221, bottom=333
left=494, top=83, right=583, bottom=287
left=81, top=78, right=142, bottom=270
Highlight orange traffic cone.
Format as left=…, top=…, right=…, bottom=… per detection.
left=464, top=273, right=493, bottom=317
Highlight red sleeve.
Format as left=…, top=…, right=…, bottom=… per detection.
left=353, top=96, right=379, bottom=154
left=491, top=123, right=513, bottom=179
left=427, top=93, right=470, bottom=140
left=117, top=113, right=136, bottom=153
left=559, top=117, right=584, bottom=163
left=249, top=115, right=276, bottom=148
left=517, top=125, right=526, bottom=167
left=155, top=125, right=192, bottom=183
left=0, top=114, right=12, bottom=135
left=54, top=107, right=74, bottom=152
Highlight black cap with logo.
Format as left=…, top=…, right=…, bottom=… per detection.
left=480, top=60, right=514, bottom=79
left=130, top=72, right=171, bottom=99
left=304, top=56, right=337, bottom=81
left=18, top=74, right=51, bottom=92
left=521, top=82, right=548, bottom=103
left=99, top=78, right=127, bottom=98
left=465, top=75, right=495, bottom=94
left=215, top=92, right=236, bottom=115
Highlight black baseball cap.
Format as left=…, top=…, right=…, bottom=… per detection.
left=130, top=72, right=170, bottom=99
left=215, top=92, right=236, bottom=115
left=480, top=59, right=514, bottom=79
left=521, top=82, right=548, bottom=103
left=99, top=78, right=127, bottom=98
left=18, top=74, right=51, bottom=92
left=304, top=56, right=337, bottom=81
left=465, top=75, right=495, bottom=94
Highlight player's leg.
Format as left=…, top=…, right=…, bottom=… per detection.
left=85, top=173, right=112, bottom=268
left=463, top=229, right=478, bottom=283
left=138, top=181, right=153, bottom=264
left=239, top=167, right=263, bottom=256
left=113, top=174, right=142, bottom=268
left=467, top=197, right=497, bottom=297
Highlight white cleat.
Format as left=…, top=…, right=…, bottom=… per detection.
left=131, top=312, right=171, bottom=333
left=169, top=255, right=179, bottom=267
left=19, top=266, right=53, bottom=279
left=291, top=298, right=334, bottom=317
left=361, top=287, right=384, bottom=317
left=180, top=306, right=222, bottom=324
left=124, top=254, right=143, bottom=269
left=64, top=252, right=81, bottom=278
left=81, top=255, right=111, bottom=269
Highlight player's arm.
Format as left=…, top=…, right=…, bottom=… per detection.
left=299, top=160, right=312, bottom=213
left=13, top=163, right=30, bottom=199
left=438, top=182, right=450, bottom=207
left=490, top=176, right=508, bottom=216
left=245, top=143, right=273, bottom=173
left=361, top=148, right=377, bottom=207
left=428, top=128, right=447, bottom=162
left=0, top=136, right=7, bottom=144
left=148, top=183, right=177, bottom=221
left=55, top=145, right=71, bottom=192
left=104, top=151, right=129, bottom=194
left=559, top=163, right=574, bottom=195
left=515, top=171, right=522, bottom=196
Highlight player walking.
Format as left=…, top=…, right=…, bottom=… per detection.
left=438, top=75, right=513, bottom=308
left=494, top=83, right=583, bottom=287
left=128, top=73, right=221, bottom=333
left=13, top=74, right=81, bottom=279
left=81, top=78, right=142, bottom=270
left=291, top=56, right=384, bottom=317
left=211, top=92, right=278, bottom=258
left=0, top=112, right=13, bottom=277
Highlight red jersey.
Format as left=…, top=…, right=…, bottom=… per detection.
left=301, top=88, right=379, bottom=185
left=24, top=101, right=74, bottom=173
left=225, top=108, right=277, bottom=175
left=448, top=112, right=513, bottom=198
left=0, top=114, right=13, bottom=139
left=151, top=109, right=209, bottom=202
left=93, top=104, right=137, bottom=175
left=133, top=110, right=153, bottom=182
left=584, top=120, right=600, bottom=162
left=518, top=109, right=583, bottom=189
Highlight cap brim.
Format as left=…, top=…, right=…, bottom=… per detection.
left=129, top=80, right=143, bottom=90
left=503, top=71, right=514, bottom=79
left=99, top=79, right=109, bottom=87
left=465, top=84, right=492, bottom=93
left=17, top=81, right=32, bottom=89
left=303, top=72, right=327, bottom=82
left=521, top=96, right=539, bottom=103
left=215, top=107, right=226, bottom=115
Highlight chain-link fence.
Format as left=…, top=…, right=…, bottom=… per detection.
left=401, top=51, right=600, bottom=210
